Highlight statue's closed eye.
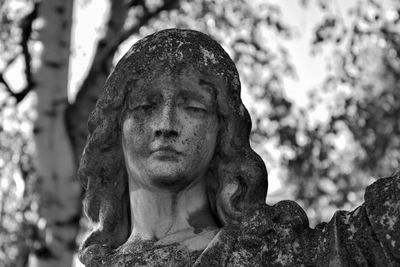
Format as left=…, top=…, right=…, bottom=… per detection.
left=186, top=106, right=206, bottom=112
left=132, top=102, right=156, bottom=112
left=184, top=101, right=208, bottom=113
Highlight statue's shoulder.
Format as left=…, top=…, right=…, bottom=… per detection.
left=364, top=172, right=400, bottom=259
left=195, top=201, right=310, bottom=266
left=197, top=174, right=400, bottom=266
left=240, top=200, right=310, bottom=238
left=216, top=201, right=310, bottom=266
left=222, top=173, right=400, bottom=266
left=310, top=172, right=400, bottom=266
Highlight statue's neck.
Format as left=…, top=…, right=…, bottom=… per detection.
left=127, top=178, right=219, bottom=248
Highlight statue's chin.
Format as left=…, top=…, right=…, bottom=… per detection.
left=148, top=173, right=195, bottom=193
left=138, top=153, right=207, bottom=192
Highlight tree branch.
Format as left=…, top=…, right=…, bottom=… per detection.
left=65, top=0, right=131, bottom=163
left=114, top=0, right=180, bottom=57
left=4, top=54, right=19, bottom=70
left=67, top=0, right=181, bottom=163
left=10, top=1, right=40, bottom=103
left=20, top=2, right=38, bottom=88
left=0, top=2, right=39, bottom=104
left=128, top=0, right=146, bottom=8
left=91, top=0, right=180, bottom=71
left=0, top=73, right=30, bottom=103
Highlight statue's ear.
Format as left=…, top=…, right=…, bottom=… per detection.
left=215, top=177, right=242, bottom=225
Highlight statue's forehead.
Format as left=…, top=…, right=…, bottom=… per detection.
left=112, top=29, right=242, bottom=108
left=129, top=64, right=225, bottom=98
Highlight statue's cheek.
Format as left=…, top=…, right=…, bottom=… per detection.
left=122, top=118, right=151, bottom=153
left=192, top=123, right=217, bottom=157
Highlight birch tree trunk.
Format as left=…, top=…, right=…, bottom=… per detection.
left=30, top=0, right=81, bottom=266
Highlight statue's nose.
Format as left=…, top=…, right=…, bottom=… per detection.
left=154, top=104, right=179, bottom=139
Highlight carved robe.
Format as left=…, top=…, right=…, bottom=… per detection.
left=86, top=174, right=399, bottom=267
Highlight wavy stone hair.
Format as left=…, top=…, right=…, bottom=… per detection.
left=78, top=29, right=268, bottom=263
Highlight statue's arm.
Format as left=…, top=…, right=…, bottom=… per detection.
left=312, top=172, right=400, bottom=266
left=196, top=173, right=399, bottom=266
left=363, top=171, right=400, bottom=262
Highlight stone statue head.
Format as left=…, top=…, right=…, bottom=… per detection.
left=78, top=28, right=268, bottom=260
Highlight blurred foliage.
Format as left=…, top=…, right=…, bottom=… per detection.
left=0, top=95, right=38, bottom=266
left=1, top=0, right=400, bottom=265
left=287, top=0, right=400, bottom=223
left=0, top=1, right=41, bottom=266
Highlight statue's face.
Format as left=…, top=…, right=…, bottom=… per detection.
left=122, top=66, right=219, bottom=191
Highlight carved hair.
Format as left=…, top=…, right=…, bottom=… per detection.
left=78, top=29, right=268, bottom=262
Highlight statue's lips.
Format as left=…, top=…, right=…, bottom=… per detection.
left=150, top=146, right=182, bottom=158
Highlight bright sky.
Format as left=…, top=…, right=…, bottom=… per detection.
left=260, top=1, right=357, bottom=198
left=275, top=0, right=356, bottom=106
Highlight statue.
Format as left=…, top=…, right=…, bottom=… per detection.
left=78, top=29, right=400, bottom=266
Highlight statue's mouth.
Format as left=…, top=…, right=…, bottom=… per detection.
left=151, top=145, right=182, bottom=155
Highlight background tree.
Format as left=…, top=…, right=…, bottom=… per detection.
left=1, top=0, right=78, bottom=266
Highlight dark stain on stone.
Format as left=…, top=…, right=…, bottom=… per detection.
left=187, top=204, right=216, bottom=234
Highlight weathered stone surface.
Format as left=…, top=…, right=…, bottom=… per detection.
left=78, top=29, right=400, bottom=266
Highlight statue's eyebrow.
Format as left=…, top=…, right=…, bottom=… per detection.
left=179, top=89, right=212, bottom=104
left=179, top=84, right=216, bottom=110
left=198, top=79, right=217, bottom=98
